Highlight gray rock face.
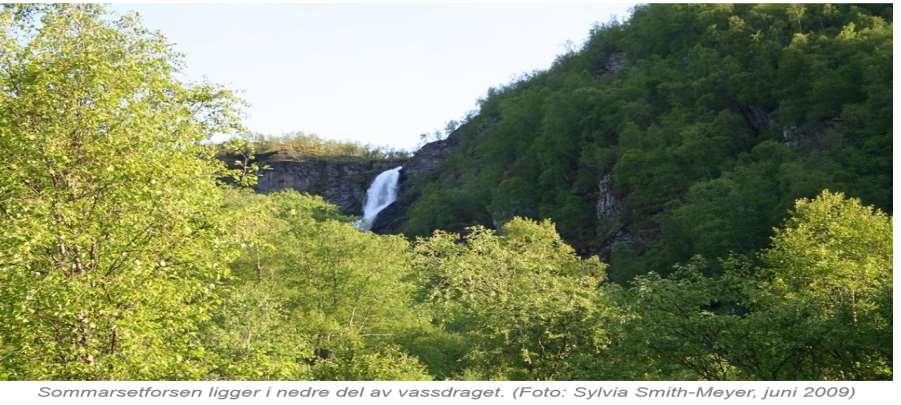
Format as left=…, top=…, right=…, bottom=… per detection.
left=254, top=158, right=404, bottom=215
left=368, top=200, right=405, bottom=232
left=591, top=51, right=627, bottom=79
left=603, top=52, right=627, bottom=74
left=595, top=175, right=622, bottom=233
left=595, top=174, right=631, bottom=256
left=781, top=121, right=832, bottom=150
left=402, top=136, right=456, bottom=180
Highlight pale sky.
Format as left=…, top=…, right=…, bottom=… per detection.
left=112, top=2, right=635, bottom=150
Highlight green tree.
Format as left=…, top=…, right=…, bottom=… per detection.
left=222, top=136, right=269, bottom=188
left=759, top=190, right=892, bottom=379
left=412, top=218, right=610, bottom=379
left=0, top=5, right=243, bottom=379
left=219, top=190, right=431, bottom=380
left=200, top=189, right=314, bottom=380
left=614, top=191, right=892, bottom=380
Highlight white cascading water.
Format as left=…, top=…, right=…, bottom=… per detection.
left=355, top=166, right=402, bottom=231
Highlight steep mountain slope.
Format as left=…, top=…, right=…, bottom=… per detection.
left=385, top=4, right=892, bottom=282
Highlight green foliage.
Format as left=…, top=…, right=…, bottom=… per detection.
left=203, top=283, right=312, bottom=380
left=412, top=218, right=611, bottom=380
left=215, top=189, right=431, bottom=380
left=222, top=136, right=270, bottom=187
left=217, top=132, right=410, bottom=163
left=0, top=4, right=243, bottom=379
left=401, top=4, right=892, bottom=281
left=312, top=346, right=432, bottom=381
left=760, top=190, right=892, bottom=379
left=613, top=191, right=892, bottom=380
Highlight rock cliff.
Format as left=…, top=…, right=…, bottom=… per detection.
left=253, top=155, right=404, bottom=215
left=238, top=135, right=455, bottom=223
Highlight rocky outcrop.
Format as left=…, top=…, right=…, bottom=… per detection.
left=737, top=104, right=775, bottom=133
left=781, top=120, right=835, bottom=150
left=401, top=136, right=456, bottom=179
left=602, top=52, right=627, bottom=74
left=591, top=51, right=627, bottom=79
left=254, top=156, right=404, bottom=215
left=595, top=175, right=623, bottom=238
left=370, top=135, right=458, bottom=233
left=594, top=174, right=632, bottom=257
left=368, top=198, right=406, bottom=232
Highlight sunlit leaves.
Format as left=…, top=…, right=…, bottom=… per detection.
left=412, top=218, right=609, bottom=379
left=0, top=4, right=243, bottom=379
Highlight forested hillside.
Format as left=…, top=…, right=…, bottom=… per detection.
left=400, top=3, right=892, bottom=282
left=0, top=4, right=892, bottom=381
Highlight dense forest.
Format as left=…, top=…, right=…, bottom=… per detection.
left=401, top=3, right=892, bottom=283
left=0, top=4, right=892, bottom=381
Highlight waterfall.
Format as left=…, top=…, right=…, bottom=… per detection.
left=355, top=166, right=402, bottom=231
